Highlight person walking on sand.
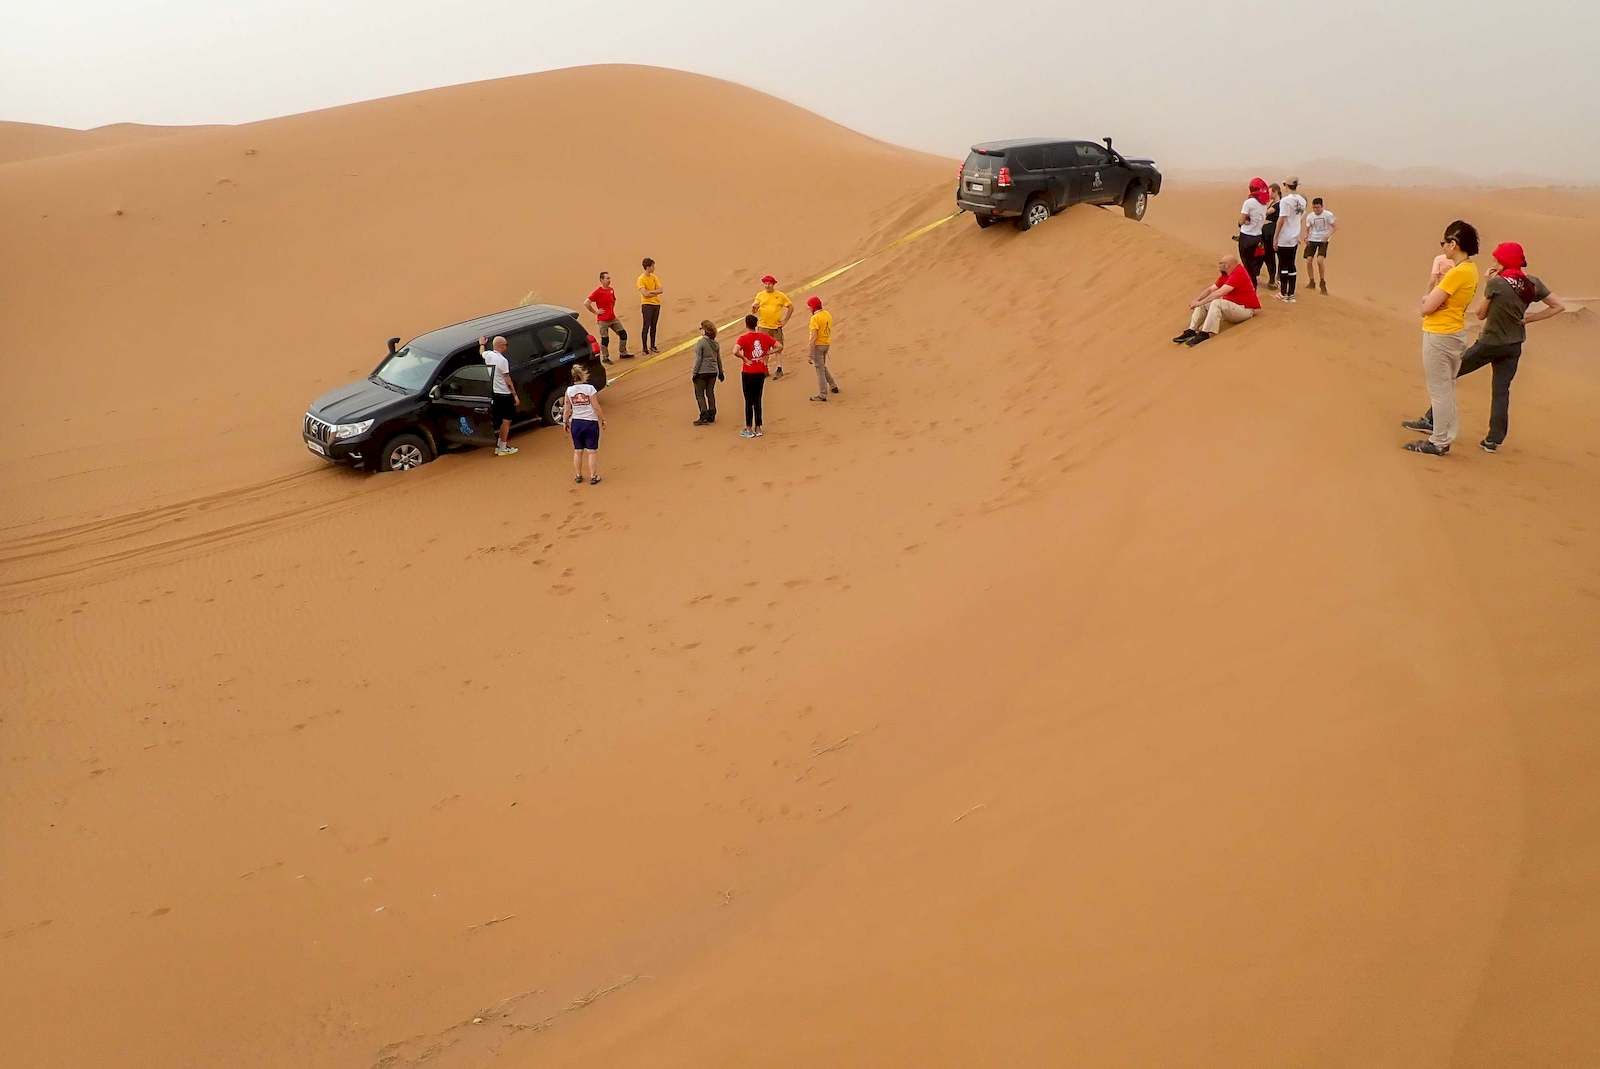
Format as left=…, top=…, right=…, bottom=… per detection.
left=1401, top=220, right=1480, bottom=456
left=1407, top=241, right=1566, bottom=453
left=1171, top=251, right=1260, bottom=347
left=806, top=296, right=839, bottom=401
left=637, top=257, right=663, bottom=355
left=751, top=275, right=793, bottom=380
left=478, top=334, right=521, bottom=456
left=735, top=314, right=779, bottom=438
left=691, top=319, right=724, bottom=426
left=1303, top=197, right=1337, bottom=294
left=562, top=363, right=606, bottom=484
left=1273, top=177, right=1307, bottom=302
left=1261, top=183, right=1283, bottom=289
left=1238, top=178, right=1271, bottom=286
left=585, top=271, right=635, bottom=363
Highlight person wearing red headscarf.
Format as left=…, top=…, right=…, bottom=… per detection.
left=1409, top=241, right=1566, bottom=452
left=1237, top=178, right=1271, bottom=285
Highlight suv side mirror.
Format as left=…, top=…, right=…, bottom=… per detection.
left=428, top=385, right=441, bottom=400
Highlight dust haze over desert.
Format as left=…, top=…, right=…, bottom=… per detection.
left=3, top=2, right=1600, bottom=1066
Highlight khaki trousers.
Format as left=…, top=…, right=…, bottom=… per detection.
left=1422, top=330, right=1468, bottom=447
left=1188, top=299, right=1254, bottom=334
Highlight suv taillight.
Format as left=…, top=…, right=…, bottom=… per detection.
left=997, top=166, right=1013, bottom=188
left=588, top=333, right=600, bottom=355
left=957, top=161, right=964, bottom=179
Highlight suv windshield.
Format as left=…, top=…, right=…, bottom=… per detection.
left=374, top=346, right=443, bottom=391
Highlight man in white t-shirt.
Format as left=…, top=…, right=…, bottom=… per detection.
left=1274, top=176, right=1308, bottom=302
left=1302, top=197, right=1337, bottom=295
left=478, top=335, right=521, bottom=456
left=1237, top=177, right=1271, bottom=286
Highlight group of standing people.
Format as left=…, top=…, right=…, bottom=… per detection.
left=1401, top=222, right=1566, bottom=456
left=1237, top=176, right=1335, bottom=301
left=527, top=262, right=844, bottom=480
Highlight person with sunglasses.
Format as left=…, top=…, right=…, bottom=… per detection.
left=1402, top=220, right=1480, bottom=455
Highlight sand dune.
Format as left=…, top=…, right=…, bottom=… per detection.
left=2, top=66, right=1599, bottom=1068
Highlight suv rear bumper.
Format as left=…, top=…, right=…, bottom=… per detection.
left=957, top=197, right=1022, bottom=218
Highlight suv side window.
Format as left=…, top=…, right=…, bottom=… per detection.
left=1076, top=143, right=1110, bottom=166
left=533, top=322, right=572, bottom=356
left=1012, top=147, right=1044, bottom=172
left=439, top=364, right=493, bottom=399
left=502, top=330, right=538, bottom=368
left=1044, top=144, right=1075, bottom=169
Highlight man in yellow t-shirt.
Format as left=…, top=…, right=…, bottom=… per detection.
left=805, top=295, right=838, bottom=401
left=751, top=274, right=793, bottom=379
left=1403, top=221, right=1480, bottom=455
left=636, top=257, right=664, bottom=355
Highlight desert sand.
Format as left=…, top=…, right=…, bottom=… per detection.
left=2, top=65, right=1599, bottom=1067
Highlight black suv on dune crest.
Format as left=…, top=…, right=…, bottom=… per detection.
left=302, top=304, right=607, bottom=472
left=957, top=137, right=1162, bottom=230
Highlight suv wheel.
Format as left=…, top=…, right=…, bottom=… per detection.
left=975, top=214, right=995, bottom=229
left=1123, top=185, right=1148, bottom=221
left=1016, top=197, right=1050, bottom=231
left=543, top=387, right=567, bottom=427
left=377, top=433, right=432, bottom=472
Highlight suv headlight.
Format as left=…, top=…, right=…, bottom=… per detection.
left=333, top=419, right=374, bottom=440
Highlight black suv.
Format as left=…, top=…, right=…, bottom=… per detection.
left=956, top=137, right=1162, bottom=231
left=302, top=304, right=607, bottom=472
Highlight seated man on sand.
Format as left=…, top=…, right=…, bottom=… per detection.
left=1172, top=252, right=1261, bottom=347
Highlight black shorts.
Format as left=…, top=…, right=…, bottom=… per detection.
left=1305, top=240, right=1329, bottom=258
left=492, top=393, right=516, bottom=423
left=569, top=418, right=600, bottom=450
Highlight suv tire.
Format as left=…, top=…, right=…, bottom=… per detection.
left=1015, top=196, right=1050, bottom=232
left=1123, top=184, right=1148, bottom=221
left=377, top=433, right=432, bottom=472
left=542, top=386, right=567, bottom=427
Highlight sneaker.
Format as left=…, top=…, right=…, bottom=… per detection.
left=1184, top=331, right=1213, bottom=347
left=773, top=368, right=784, bottom=380
left=1402, top=440, right=1450, bottom=455
left=1319, top=282, right=1328, bottom=295
left=620, top=352, right=635, bottom=360
left=1172, top=329, right=1198, bottom=344
left=1287, top=296, right=1297, bottom=304
left=693, top=416, right=710, bottom=426
left=602, top=355, right=614, bottom=365
left=1401, top=418, right=1434, bottom=433
left=574, top=475, right=583, bottom=483
left=1480, top=439, right=1500, bottom=453
left=739, top=429, right=755, bottom=439
left=495, top=445, right=518, bottom=457
left=829, top=386, right=839, bottom=394
left=589, top=476, right=602, bottom=485
left=754, top=429, right=764, bottom=438
left=809, top=394, right=827, bottom=402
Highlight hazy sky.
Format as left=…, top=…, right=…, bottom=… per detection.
left=5, top=0, right=1599, bottom=180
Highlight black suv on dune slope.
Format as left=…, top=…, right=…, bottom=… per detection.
left=303, top=304, right=607, bottom=472
left=957, top=137, right=1162, bottom=230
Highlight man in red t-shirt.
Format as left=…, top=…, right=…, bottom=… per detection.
left=734, top=314, right=781, bottom=438
left=584, top=270, right=635, bottom=363
left=1172, top=252, right=1261, bottom=347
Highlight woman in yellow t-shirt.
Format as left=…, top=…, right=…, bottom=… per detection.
left=1403, top=220, right=1480, bottom=456
left=637, top=257, right=664, bottom=355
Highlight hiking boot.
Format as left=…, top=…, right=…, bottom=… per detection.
left=1403, top=440, right=1450, bottom=455
left=1401, top=418, right=1434, bottom=433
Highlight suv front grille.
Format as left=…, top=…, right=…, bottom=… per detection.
left=304, top=413, right=335, bottom=444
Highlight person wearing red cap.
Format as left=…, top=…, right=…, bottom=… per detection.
left=1407, top=241, right=1566, bottom=452
left=1237, top=178, right=1271, bottom=286
left=751, top=276, right=793, bottom=379
left=805, top=296, right=838, bottom=401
